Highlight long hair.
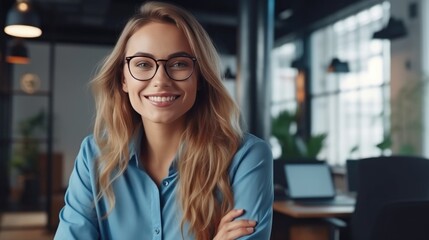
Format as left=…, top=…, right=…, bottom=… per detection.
left=91, top=1, right=243, bottom=239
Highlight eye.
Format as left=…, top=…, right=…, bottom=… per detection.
left=168, top=57, right=192, bottom=69
left=172, top=61, right=188, bottom=68
left=136, top=62, right=150, bottom=69
left=132, top=57, right=155, bottom=70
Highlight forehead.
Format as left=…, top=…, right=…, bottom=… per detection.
left=126, top=22, right=193, bottom=57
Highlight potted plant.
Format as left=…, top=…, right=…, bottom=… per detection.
left=10, top=110, right=45, bottom=204
left=272, top=110, right=327, bottom=159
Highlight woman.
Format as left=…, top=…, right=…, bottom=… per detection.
left=54, top=1, right=273, bottom=239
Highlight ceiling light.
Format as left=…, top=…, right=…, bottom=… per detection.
left=372, top=17, right=407, bottom=40
left=291, top=57, right=305, bottom=70
left=6, top=40, right=29, bottom=64
left=4, top=0, right=42, bottom=38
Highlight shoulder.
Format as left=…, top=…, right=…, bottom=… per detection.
left=75, top=134, right=100, bottom=168
left=237, top=133, right=272, bottom=158
left=79, top=134, right=99, bottom=155
left=242, top=133, right=268, bottom=145
left=229, top=133, right=273, bottom=173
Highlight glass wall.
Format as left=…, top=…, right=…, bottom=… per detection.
left=311, top=2, right=391, bottom=165
left=270, top=43, right=299, bottom=159
left=271, top=42, right=299, bottom=117
left=270, top=2, right=391, bottom=165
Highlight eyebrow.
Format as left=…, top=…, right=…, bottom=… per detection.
left=129, top=51, right=194, bottom=58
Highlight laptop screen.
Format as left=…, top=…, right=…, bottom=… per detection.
left=284, top=162, right=336, bottom=200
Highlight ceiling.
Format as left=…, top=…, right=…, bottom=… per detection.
left=3, top=0, right=363, bottom=54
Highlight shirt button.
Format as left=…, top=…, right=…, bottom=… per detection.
left=163, top=180, right=169, bottom=186
left=154, top=227, right=160, bottom=235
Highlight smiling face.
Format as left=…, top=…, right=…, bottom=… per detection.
left=122, top=22, right=198, bottom=129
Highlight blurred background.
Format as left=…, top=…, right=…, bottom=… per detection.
left=1, top=0, right=428, bottom=239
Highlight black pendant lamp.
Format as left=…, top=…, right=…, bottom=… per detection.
left=291, top=57, right=306, bottom=70
left=6, top=40, right=29, bottom=64
left=372, top=17, right=407, bottom=40
left=4, top=0, right=42, bottom=38
left=327, top=58, right=349, bottom=73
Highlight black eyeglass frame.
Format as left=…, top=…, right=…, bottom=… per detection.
left=125, top=55, right=197, bottom=81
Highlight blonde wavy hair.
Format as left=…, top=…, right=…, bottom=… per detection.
left=90, top=1, right=243, bottom=239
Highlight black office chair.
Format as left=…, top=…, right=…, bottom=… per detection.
left=370, top=200, right=429, bottom=240
left=349, top=156, right=429, bottom=240
left=345, top=159, right=360, bottom=193
left=273, top=158, right=288, bottom=200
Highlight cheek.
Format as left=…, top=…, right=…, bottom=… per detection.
left=122, top=73, right=146, bottom=93
left=188, top=79, right=199, bottom=100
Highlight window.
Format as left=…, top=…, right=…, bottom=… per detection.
left=311, top=2, right=391, bottom=165
left=270, top=42, right=300, bottom=159
left=270, top=2, right=391, bottom=165
left=271, top=43, right=299, bottom=116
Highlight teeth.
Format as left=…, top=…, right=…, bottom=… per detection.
left=148, top=96, right=177, bottom=103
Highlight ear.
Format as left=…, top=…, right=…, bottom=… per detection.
left=122, top=78, right=129, bottom=93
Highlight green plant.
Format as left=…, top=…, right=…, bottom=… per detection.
left=375, top=133, right=392, bottom=156
left=272, top=110, right=327, bottom=159
left=11, top=110, right=46, bottom=176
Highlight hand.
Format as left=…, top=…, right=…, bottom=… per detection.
left=213, top=209, right=257, bottom=240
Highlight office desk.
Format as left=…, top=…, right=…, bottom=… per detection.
left=272, top=201, right=354, bottom=240
left=273, top=200, right=354, bottom=218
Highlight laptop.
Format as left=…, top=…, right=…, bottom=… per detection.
left=283, top=161, right=355, bottom=206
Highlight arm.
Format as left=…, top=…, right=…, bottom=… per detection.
left=54, top=137, right=100, bottom=240
left=230, top=138, right=274, bottom=239
left=214, top=209, right=256, bottom=240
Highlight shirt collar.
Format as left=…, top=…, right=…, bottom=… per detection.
left=128, top=128, right=143, bottom=167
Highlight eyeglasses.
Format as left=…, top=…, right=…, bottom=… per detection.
left=125, top=55, right=197, bottom=81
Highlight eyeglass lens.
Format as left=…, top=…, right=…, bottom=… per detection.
left=127, top=56, right=195, bottom=81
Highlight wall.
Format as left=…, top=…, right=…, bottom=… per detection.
left=422, top=0, right=429, bottom=156
left=389, top=0, right=426, bottom=155
left=54, top=44, right=111, bottom=185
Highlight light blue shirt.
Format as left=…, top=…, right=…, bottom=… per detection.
left=54, top=133, right=273, bottom=240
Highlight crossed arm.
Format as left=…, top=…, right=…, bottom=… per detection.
left=215, top=140, right=274, bottom=239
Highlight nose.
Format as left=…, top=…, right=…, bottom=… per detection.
left=151, top=61, right=171, bottom=87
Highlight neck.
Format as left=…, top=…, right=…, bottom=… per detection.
left=140, top=120, right=184, bottom=185
left=142, top=120, right=184, bottom=164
